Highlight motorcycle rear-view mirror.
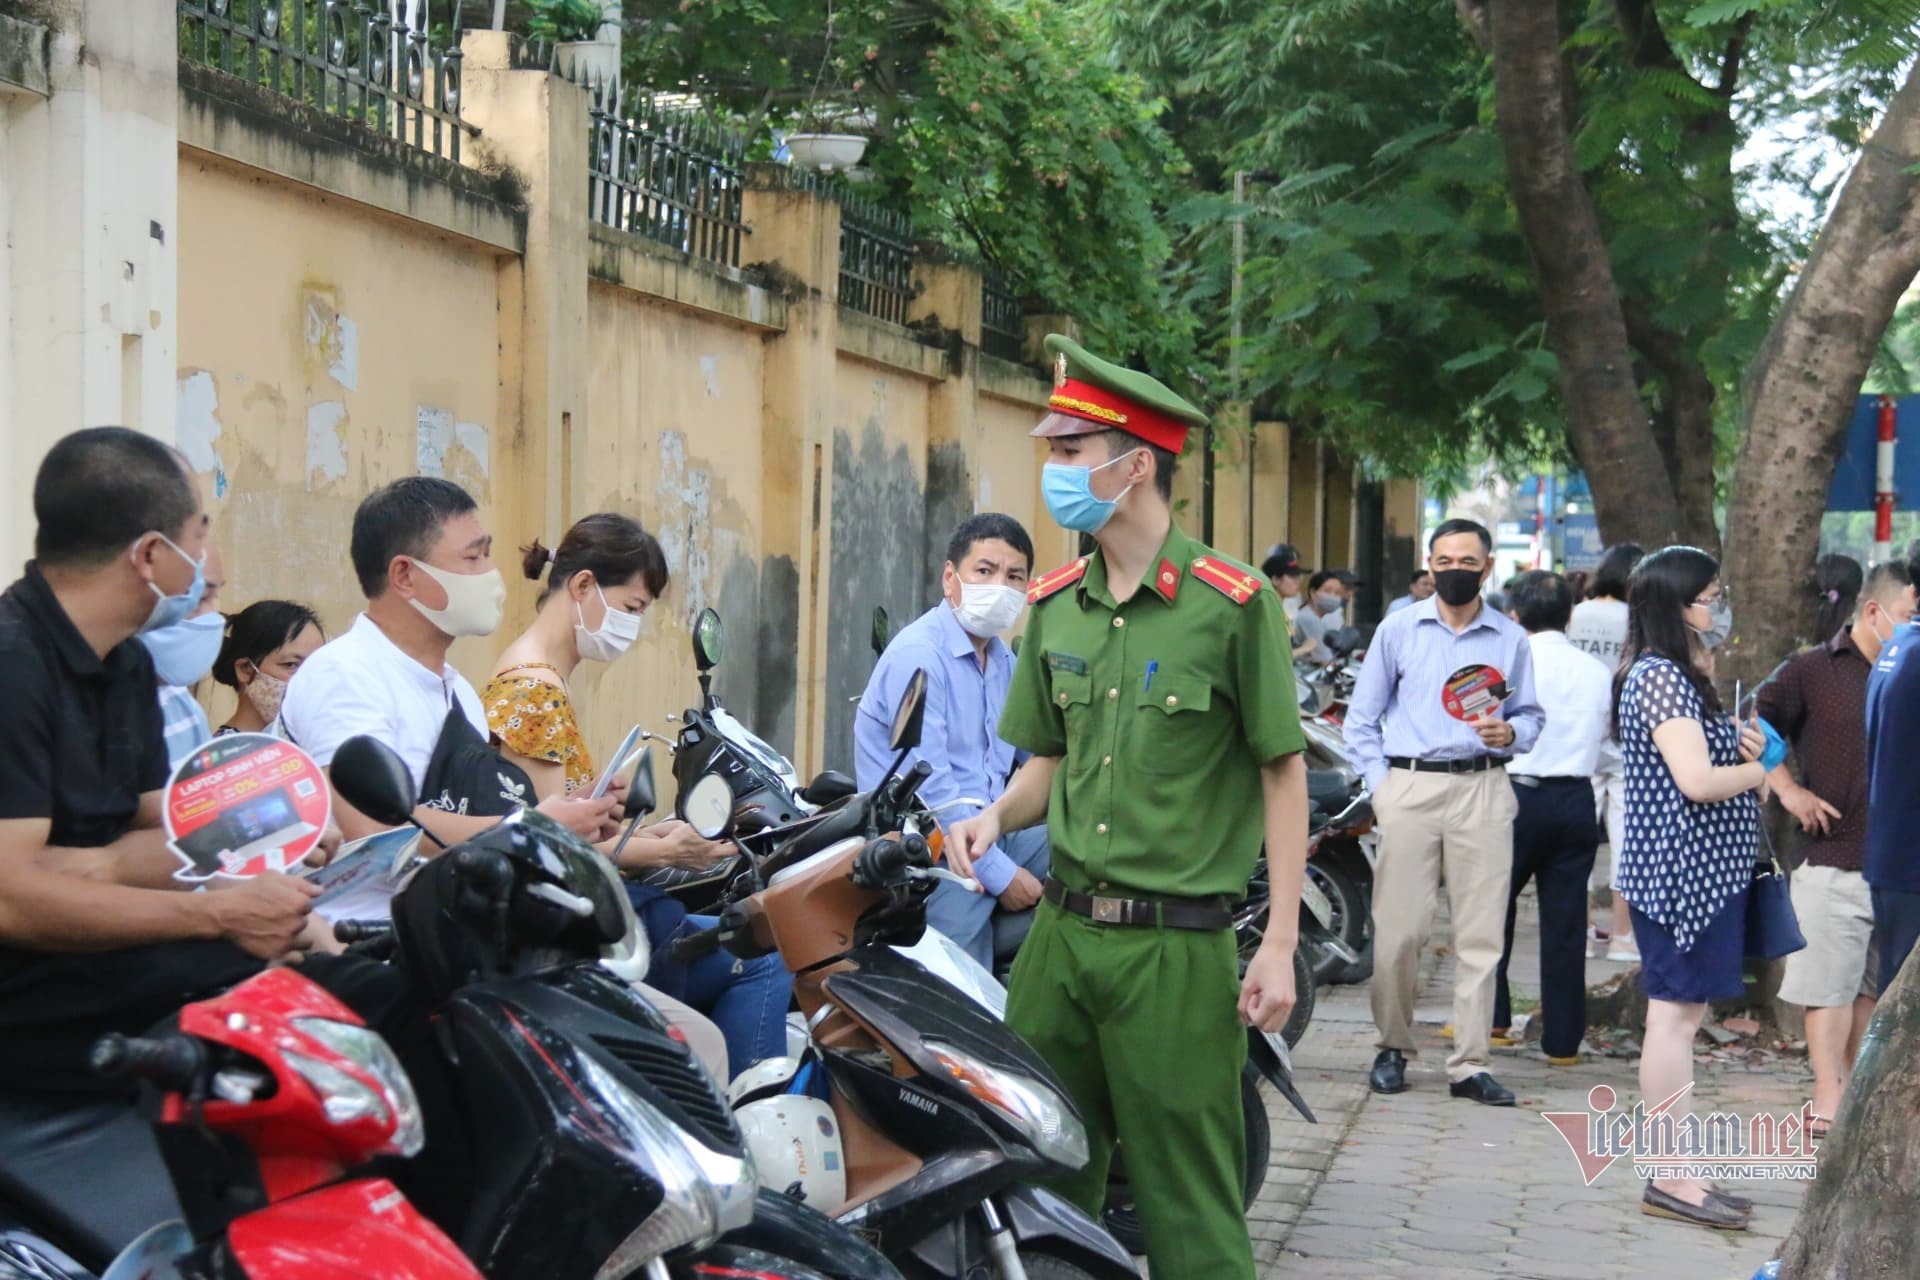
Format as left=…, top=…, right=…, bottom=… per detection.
left=870, top=606, right=890, bottom=658
left=331, top=736, right=417, bottom=827
left=890, top=668, right=928, bottom=753
left=683, top=773, right=734, bottom=840
left=624, top=746, right=656, bottom=821
left=693, top=608, right=726, bottom=672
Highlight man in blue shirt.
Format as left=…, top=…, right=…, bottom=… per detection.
left=855, top=514, right=1049, bottom=968
left=1863, top=546, right=1920, bottom=993
left=1346, top=519, right=1545, bottom=1105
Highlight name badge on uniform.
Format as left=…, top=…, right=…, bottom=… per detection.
left=1048, top=652, right=1089, bottom=676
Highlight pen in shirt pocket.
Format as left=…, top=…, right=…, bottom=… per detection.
left=1144, top=660, right=1158, bottom=693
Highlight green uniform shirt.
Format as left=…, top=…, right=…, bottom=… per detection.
left=997, top=523, right=1306, bottom=898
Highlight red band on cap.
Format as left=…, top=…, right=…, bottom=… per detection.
left=1048, top=379, right=1189, bottom=452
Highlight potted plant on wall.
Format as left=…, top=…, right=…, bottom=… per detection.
left=782, top=0, right=868, bottom=172
left=530, top=0, right=617, bottom=86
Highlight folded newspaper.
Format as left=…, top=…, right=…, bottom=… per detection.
left=305, top=827, right=422, bottom=921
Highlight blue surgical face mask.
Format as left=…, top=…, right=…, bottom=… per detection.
left=1041, top=451, right=1140, bottom=535
left=134, top=533, right=207, bottom=634
left=139, top=611, right=225, bottom=687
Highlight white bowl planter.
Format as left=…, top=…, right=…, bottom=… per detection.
left=786, top=133, right=868, bottom=172
left=555, top=39, right=619, bottom=87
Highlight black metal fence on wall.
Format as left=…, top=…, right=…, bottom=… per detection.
left=178, top=0, right=471, bottom=165
left=981, top=266, right=1026, bottom=362
left=588, top=84, right=749, bottom=270
left=837, top=193, right=914, bottom=326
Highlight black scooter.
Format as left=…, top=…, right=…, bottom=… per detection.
left=671, top=672, right=1140, bottom=1280
left=327, top=737, right=901, bottom=1280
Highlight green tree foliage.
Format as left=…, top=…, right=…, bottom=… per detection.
left=1108, top=0, right=1915, bottom=512
left=620, top=0, right=1193, bottom=369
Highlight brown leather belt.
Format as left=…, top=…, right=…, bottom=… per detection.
left=1042, top=877, right=1234, bottom=931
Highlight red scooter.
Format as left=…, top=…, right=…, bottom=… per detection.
left=4, top=966, right=482, bottom=1280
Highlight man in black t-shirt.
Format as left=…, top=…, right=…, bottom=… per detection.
left=0, top=429, right=325, bottom=1262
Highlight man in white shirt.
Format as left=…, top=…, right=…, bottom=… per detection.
left=282, top=476, right=616, bottom=845
left=1493, top=570, right=1614, bottom=1065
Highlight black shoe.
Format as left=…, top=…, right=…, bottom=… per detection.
left=1369, top=1049, right=1407, bottom=1094
left=1641, top=1182, right=1750, bottom=1230
left=1448, top=1072, right=1516, bottom=1106
left=1708, top=1184, right=1754, bottom=1213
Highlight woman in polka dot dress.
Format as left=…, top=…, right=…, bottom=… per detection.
left=1614, top=547, right=1767, bottom=1230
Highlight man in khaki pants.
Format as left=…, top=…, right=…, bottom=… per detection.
left=1344, top=519, right=1545, bottom=1105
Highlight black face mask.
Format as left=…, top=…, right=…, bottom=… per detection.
left=1432, top=568, right=1483, bottom=607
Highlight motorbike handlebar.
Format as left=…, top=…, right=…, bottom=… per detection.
left=91, top=1032, right=205, bottom=1092
left=452, top=845, right=515, bottom=893
left=883, top=761, right=932, bottom=816
left=850, top=837, right=912, bottom=889
left=332, top=919, right=393, bottom=944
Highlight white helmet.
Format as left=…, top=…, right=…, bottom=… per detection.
left=728, top=1055, right=803, bottom=1107
left=734, top=1094, right=847, bottom=1213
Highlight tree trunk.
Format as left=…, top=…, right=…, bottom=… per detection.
left=1777, top=950, right=1920, bottom=1277
left=1721, top=62, right=1920, bottom=690
left=1625, top=299, right=1722, bottom=554
left=1479, top=0, right=1688, bottom=549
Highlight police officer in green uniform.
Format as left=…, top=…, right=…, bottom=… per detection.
left=948, top=335, right=1310, bottom=1279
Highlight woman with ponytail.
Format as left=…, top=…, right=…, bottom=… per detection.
left=483, top=513, right=789, bottom=1078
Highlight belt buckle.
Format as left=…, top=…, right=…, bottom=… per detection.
left=1450, top=757, right=1475, bottom=774
left=1091, top=896, right=1125, bottom=924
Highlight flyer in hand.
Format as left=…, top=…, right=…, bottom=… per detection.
left=164, top=732, right=331, bottom=881
left=308, top=827, right=422, bottom=920
left=1441, top=663, right=1510, bottom=723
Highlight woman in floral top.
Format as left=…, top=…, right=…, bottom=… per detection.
left=485, top=513, right=790, bottom=1075
left=1614, top=547, right=1767, bottom=1230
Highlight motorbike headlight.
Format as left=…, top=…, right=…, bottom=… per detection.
left=923, top=1040, right=1087, bottom=1171
left=288, top=1017, right=425, bottom=1157
left=572, top=1051, right=722, bottom=1274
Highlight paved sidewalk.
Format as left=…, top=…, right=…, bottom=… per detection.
left=1248, top=898, right=1813, bottom=1279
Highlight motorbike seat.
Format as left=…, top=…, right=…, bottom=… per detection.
left=0, top=1089, right=184, bottom=1269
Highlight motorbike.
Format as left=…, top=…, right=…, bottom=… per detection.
left=667, top=671, right=1142, bottom=1280
left=0, top=967, right=480, bottom=1280
left=325, top=736, right=897, bottom=1280
left=633, top=608, right=853, bottom=915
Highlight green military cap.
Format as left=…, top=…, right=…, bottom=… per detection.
left=1033, top=333, right=1209, bottom=452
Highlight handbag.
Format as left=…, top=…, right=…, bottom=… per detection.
left=1745, top=852, right=1806, bottom=960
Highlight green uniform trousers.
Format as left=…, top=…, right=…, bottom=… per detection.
left=1005, top=900, right=1253, bottom=1280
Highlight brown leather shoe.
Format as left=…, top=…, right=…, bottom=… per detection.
left=1641, top=1182, right=1750, bottom=1230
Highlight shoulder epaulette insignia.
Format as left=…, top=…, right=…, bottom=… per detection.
left=1028, top=558, right=1089, bottom=605
left=1191, top=556, right=1263, bottom=605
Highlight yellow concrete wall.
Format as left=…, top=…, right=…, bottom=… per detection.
left=576, top=280, right=773, bottom=759
left=150, top=44, right=1417, bottom=783
left=174, top=152, right=513, bottom=724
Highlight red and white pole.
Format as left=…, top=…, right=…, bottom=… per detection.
left=1874, top=395, right=1897, bottom=564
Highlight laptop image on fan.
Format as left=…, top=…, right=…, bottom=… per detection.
left=173, top=787, right=319, bottom=874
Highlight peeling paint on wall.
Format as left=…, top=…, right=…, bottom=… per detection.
left=303, top=290, right=359, bottom=391
left=306, top=401, right=350, bottom=487
left=176, top=370, right=224, bottom=474
left=655, top=430, right=717, bottom=627
left=417, top=407, right=491, bottom=491
left=698, top=355, right=721, bottom=398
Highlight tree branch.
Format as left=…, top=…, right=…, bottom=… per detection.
left=1454, top=0, right=1490, bottom=55
left=1717, top=12, right=1755, bottom=97
left=1614, top=0, right=1693, bottom=81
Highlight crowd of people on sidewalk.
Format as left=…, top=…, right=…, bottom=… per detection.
left=1340, top=519, right=1919, bottom=1233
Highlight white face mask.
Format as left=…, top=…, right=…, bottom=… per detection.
left=954, top=582, right=1027, bottom=638
left=576, top=582, right=644, bottom=663
left=405, top=558, right=507, bottom=638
